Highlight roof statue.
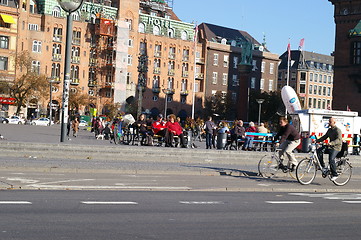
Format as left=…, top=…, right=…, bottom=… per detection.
left=240, top=40, right=253, bottom=65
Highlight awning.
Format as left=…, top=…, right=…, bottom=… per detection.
left=0, top=14, right=15, bottom=24
left=349, top=20, right=361, bottom=37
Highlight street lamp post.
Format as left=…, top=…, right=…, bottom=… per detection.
left=57, top=0, right=84, bottom=142
left=256, top=99, right=264, bottom=125
left=48, top=79, right=60, bottom=126
left=162, top=89, right=169, bottom=118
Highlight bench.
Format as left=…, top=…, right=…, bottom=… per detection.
left=234, top=132, right=276, bottom=151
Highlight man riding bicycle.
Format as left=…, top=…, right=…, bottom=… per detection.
left=314, top=117, right=343, bottom=181
left=274, top=117, right=301, bottom=172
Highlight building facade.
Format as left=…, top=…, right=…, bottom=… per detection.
left=197, top=23, right=280, bottom=120
left=329, top=0, right=361, bottom=113
left=278, top=50, right=334, bottom=110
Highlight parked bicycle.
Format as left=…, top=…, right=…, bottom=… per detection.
left=296, top=143, right=352, bottom=186
left=258, top=148, right=296, bottom=179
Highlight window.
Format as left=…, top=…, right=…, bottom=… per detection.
left=310, top=73, right=313, bottom=81
left=300, top=72, right=306, bottom=81
left=128, top=39, right=133, bottom=47
left=181, top=79, right=187, bottom=91
left=322, top=99, right=326, bottom=109
left=223, top=55, right=229, bottom=67
left=0, top=36, right=9, bottom=49
left=139, top=42, right=146, bottom=55
left=0, top=56, right=8, bottom=70
left=194, top=82, right=199, bottom=92
left=138, top=22, right=145, bottom=33
left=252, top=60, right=257, bottom=71
left=327, top=87, right=331, bottom=96
left=318, top=86, right=322, bottom=95
left=182, top=49, right=189, bottom=61
left=52, top=6, right=61, bottom=17
left=72, top=31, right=81, bottom=45
left=232, top=92, right=237, bottom=102
left=212, top=72, right=218, bottom=84
left=313, top=98, right=316, bottom=108
left=32, top=40, right=42, bottom=53
left=181, top=31, right=187, bottom=40
left=29, top=0, right=35, bottom=13
left=51, top=63, right=61, bottom=78
left=153, top=25, right=160, bottom=35
left=0, top=0, right=8, bottom=5
left=313, top=85, right=317, bottom=95
left=232, top=75, right=239, bottom=86
left=314, top=74, right=318, bottom=82
left=213, top=54, right=218, bottom=65
left=352, top=41, right=361, bottom=65
left=270, top=63, right=274, bottom=74
left=53, top=27, right=63, bottom=42
left=308, top=98, right=312, bottom=108
left=169, top=47, right=176, bottom=59
left=222, top=73, right=228, bottom=85
left=261, top=61, right=265, bottom=73
left=319, top=74, right=322, bottom=83
left=125, top=19, right=133, bottom=30
left=126, top=72, right=132, bottom=84
left=167, top=77, right=173, bottom=89
left=269, top=80, right=274, bottom=91
left=300, top=83, right=306, bottom=94
left=152, top=95, right=159, bottom=102
left=28, top=23, right=39, bottom=31
left=318, top=99, right=321, bottom=109
left=32, top=60, right=40, bottom=74
left=127, top=54, right=132, bottom=65
left=71, top=12, right=80, bottom=21
left=154, top=44, right=162, bottom=57
left=323, top=86, right=326, bottom=96
left=260, top=79, right=264, bottom=90
left=323, top=75, right=327, bottom=83
left=233, top=57, right=238, bottom=69
left=221, top=38, right=227, bottom=45
left=250, top=77, right=256, bottom=89
left=291, top=72, right=296, bottom=81
left=309, top=85, right=313, bottom=94
left=167, top=29, right=174, bottom=38
left=328, top=76, right=331, bottom=84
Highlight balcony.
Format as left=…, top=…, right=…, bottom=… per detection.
left=72, top=38, right=81, bottom=45
left=196, top=58, right=205, bottom=64
left=104, top=82, right=114, bottom=88
left=154, top=51, right=162, bottom=58
left=88, top=80, right=97, bottom=87
left=152, top=87, right=160, bottom=93
left=168, top=69, right=175, bottom=76
left=51, top=76, right=61, bottom=82
left=52, top=54, right=62, bottom=62
left=153, top=67, right=161, bottom=74
left=71, top=56, right=80, bottom=64
left=195, top=73, right=204, bottom=79
left=89, top=58, right=97, bottom=66
left=182, top=56, right=189, bottom=62
left=70, top=78, right=79, bottom=85
left=53, top=35, right=63, bottom=42
left=180, top=90, right=189, bottom=96
left=182, top=71, right=189, bottom=78
left=169, top=53, right=175, bottom=59
left=163, top=88, right=175, bottom=95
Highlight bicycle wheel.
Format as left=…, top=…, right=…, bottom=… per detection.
left=296, top=158, right=317, bottom=185
left=258, top=154, right=279, bottom=178
left=331, top=160, right=352, bottom=186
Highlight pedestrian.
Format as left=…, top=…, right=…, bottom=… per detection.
left=72, top=117, right=79, bottom=137
left=204, top=116, right=216, bottom=149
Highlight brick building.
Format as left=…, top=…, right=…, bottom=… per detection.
left=329, top=0, right=361, bottom=113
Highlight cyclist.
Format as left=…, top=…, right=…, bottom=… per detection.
left=313, top=117, right=343, bottom=181
left=274, top=116, right=301, bottom=172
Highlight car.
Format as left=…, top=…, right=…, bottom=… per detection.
left=79, top=120, right=88, bottom=127
left=0, top=116, right=9, bottom=124
left=31, top=117, right=53, bottom=126
left=6, top=116, right=25, bottom=124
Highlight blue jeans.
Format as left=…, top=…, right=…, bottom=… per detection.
left=206, top=132, right=212, bottom=148
left=317, top=146, right=340, bottom=177
left=244, top=136, right=254, bottom=149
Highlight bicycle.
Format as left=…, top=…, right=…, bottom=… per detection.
left=296, top=143, right=352, bottom=186
left=258, top=148, right=296, bottom=179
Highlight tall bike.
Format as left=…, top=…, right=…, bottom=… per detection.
left=296, top=143, right=352, bottom=186
left=258, top=148, right=296, bottom=179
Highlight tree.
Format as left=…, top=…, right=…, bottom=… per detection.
left=103, top=102, right=122, bottom=120
left=0, top=51, right=49, bottom=115
left=204, top=91, right=236, bottom=120
left=67, top=87, right=89, bottom=116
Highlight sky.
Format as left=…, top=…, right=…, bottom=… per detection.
left=172, top=0, right=335, bottom=56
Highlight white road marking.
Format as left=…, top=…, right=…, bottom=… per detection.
left=0, top=201, right=32, bottom=204
left=33, top=179, right=95, bottom=185
left=6, top=178, right=39, bottom=184
left=266, top=201, right=313, bottom=204
left=258, top=184, right=271, bottom=187
left=289, top=193, right=336, bottom=197
left=343, top=201, right=361, bottom=204
left=81, top=201, right=138, bottom=205
left=179, top=201, right=224, bottom=205
left=26, top=184, right=191, bottom=190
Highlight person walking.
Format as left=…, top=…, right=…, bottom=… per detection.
left=204, top=116, right=216, bottom=149
left=314, top=117, right=343, bottom=181
left=72, top=117, right=79, bottom=137
left=274, top=117, right=301, bottom=172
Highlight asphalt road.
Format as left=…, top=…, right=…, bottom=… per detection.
left=1, top=191, right=361, bottom=240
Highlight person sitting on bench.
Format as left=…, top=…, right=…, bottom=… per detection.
left=165, top=114, right=186, bottom=148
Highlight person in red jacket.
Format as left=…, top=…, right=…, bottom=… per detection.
left=243, top=121, right=257, bottom=151
left=152, top=114, right=167, bottom=140
left=165, top=114, right=186, bottom=148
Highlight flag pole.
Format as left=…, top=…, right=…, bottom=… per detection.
left=191, top=23, right=198, bottom=119
left=287, top=39, right=290, bottom=86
